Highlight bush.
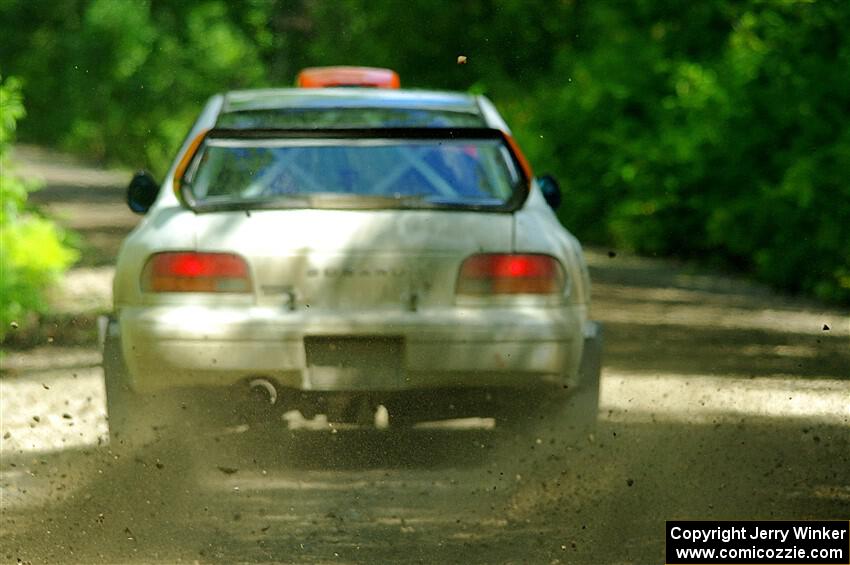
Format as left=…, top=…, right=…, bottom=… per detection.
left=0, top=75, right=78, bottom=340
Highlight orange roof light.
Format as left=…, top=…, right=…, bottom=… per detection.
left=296, top=66, right=400, bottom=89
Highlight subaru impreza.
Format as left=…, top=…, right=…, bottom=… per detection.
left=102, top=67, right=602, bottom=445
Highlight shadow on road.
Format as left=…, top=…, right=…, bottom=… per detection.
left=3, top=417, right=848, bottom=564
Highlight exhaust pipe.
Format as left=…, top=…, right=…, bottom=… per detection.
left=248, top=378, right=278, bottom=405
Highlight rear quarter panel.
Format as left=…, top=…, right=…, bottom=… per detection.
left=513, top=182, right=591, bottom=310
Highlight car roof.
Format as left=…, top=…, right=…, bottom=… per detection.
left=220, top=88, right=482, bottom=115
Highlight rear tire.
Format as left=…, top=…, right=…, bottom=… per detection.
left=103, top=321, right=135, bottom=448
left=497, top=322, right=602, bottom=433
left=569, top=321, right=603, bottom=429
left=102, top=319, right=171, bottom=451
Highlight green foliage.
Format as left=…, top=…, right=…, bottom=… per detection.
left=0, top=0, right=848, bottom=302
left=0, top=75, right=78, bottom=340
left=526, top=1, right=850, bottom=302
left=0, top=0, right=266, bottom=176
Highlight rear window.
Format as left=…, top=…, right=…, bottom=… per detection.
left=180, top=130, right=526, bottom=212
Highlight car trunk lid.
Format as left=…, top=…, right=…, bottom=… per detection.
left=194, top=209, right=513, bottom=310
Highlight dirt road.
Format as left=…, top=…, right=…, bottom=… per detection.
left=1, top=148, right=848, bottom=564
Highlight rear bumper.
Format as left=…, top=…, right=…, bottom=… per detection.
left=115, top=305, right=591, bottom=393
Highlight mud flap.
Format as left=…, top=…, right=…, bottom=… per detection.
left=572, top=321, right=603, bottom=426
left=102, top=316, right=135, bottom=446
left=579, top=321, right=603, bottom=384
left=102, top=316, right=165, bottom=449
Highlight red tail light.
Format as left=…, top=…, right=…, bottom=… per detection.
left=142, top=252, right=251, bottom=293
left=457, top=254, right=565, bottom=295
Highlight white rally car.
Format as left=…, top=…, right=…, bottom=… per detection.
left=103, top=67, right=602, bottom=445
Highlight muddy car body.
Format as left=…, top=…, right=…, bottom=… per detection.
left=103, top=69, right=602, bottom=442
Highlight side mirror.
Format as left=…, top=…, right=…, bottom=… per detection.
left=537, top=174, right=562, bottom=210
left=127, top=170, right=159, bottom=214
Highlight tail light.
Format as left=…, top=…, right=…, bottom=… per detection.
left=141, top=252, right=251, bottom=293
left=457, top=254, right=565, bottom=295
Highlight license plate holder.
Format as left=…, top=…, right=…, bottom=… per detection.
left=304, top=336, right=404, bottom=390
